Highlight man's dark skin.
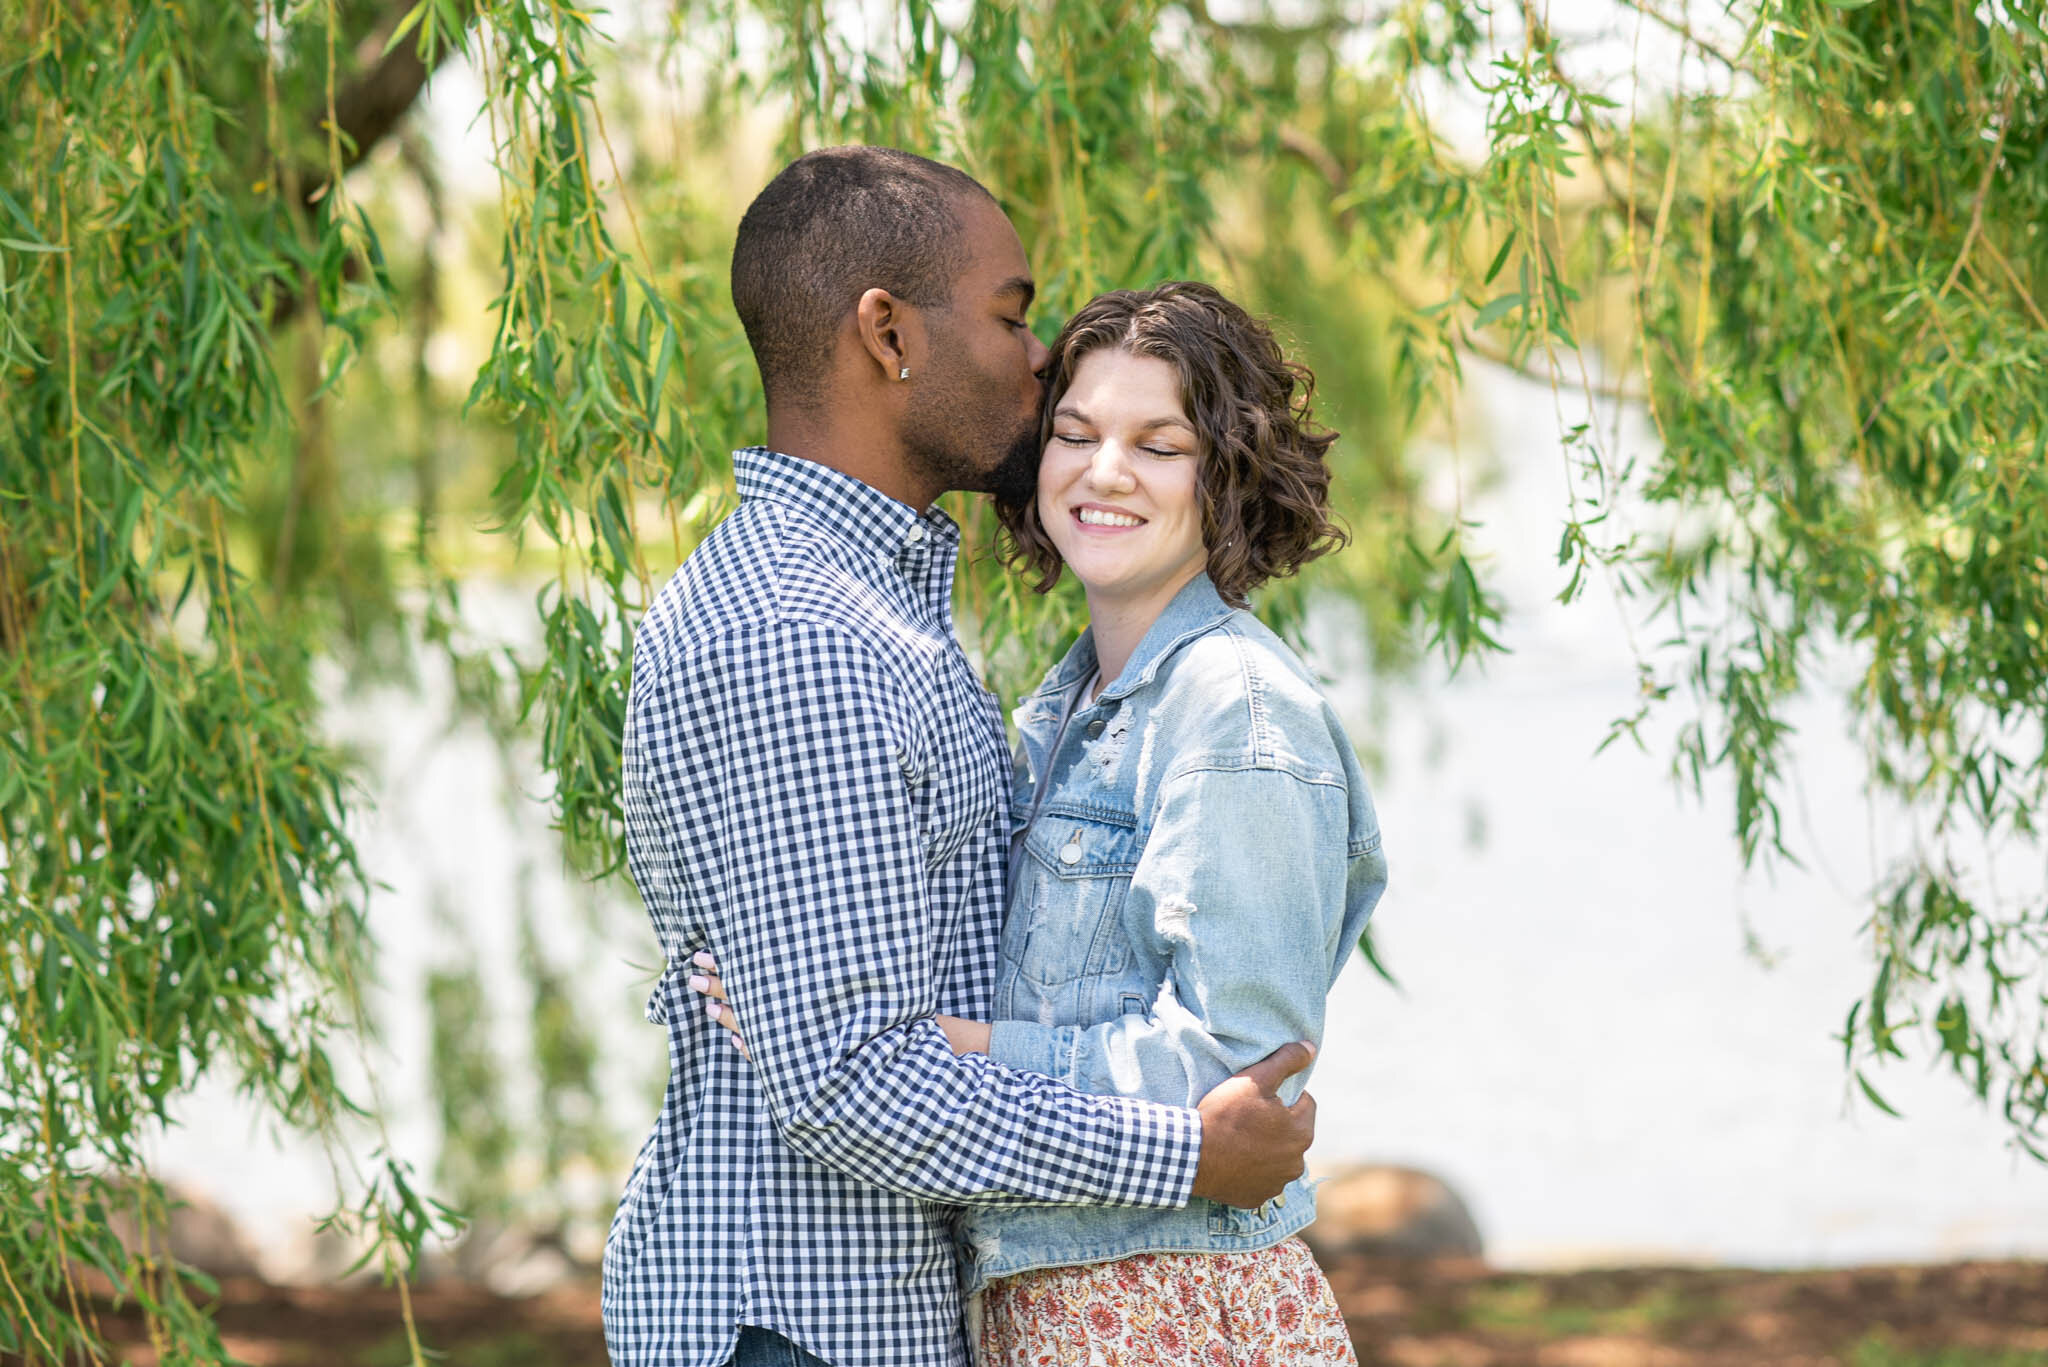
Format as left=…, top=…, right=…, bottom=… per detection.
left=714, top=188, right=1318, bottom=1211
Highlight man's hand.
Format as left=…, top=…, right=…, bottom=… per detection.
left=1190, top=1042, right=1317, bottom=1208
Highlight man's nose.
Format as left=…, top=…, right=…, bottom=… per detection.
left=1025, top=329, right=1051, bottom=376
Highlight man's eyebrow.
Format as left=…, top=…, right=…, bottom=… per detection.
left=994, top=275, right=1036, bottom=311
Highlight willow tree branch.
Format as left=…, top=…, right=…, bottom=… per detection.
left=267, top=2, right=471, bottom=327
left=1179, top=0, right=1365, bottom=42
left=296, top=5, right=464, bottom=214
left=1521, top=1, right=1637, bottom=217
left=1610, top=0, right=1753, bottom=74
left=1269, top=127, right=1648, bottom=403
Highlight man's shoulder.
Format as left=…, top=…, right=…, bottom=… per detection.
left=639, top=501, right=902, bottom=660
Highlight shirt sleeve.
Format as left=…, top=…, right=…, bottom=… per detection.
left=986, top=765, right=1365, bottom=1109
left=633, top=619, right=1201, bottom=1208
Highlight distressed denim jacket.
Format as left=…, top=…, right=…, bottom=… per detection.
left=960, top=573, right=1388, bottom=1293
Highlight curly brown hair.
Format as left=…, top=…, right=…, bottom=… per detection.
left=995, top=281, right=1347, bottom=608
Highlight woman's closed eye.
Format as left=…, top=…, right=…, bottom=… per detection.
left=1052, top=432, right=1184, bottom=458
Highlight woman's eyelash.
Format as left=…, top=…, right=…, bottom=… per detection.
left=1052, top=435, right=1183, bottom=456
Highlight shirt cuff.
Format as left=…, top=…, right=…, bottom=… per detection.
left=987, top=1021, right=1202, bottom=1209
left=1103, top=1094, right=1203, bottom=1208
left=987, top=1019, right=1074, bottom=1082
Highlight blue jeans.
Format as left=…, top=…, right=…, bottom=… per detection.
left=728, top=1326, right=833, bottom=1367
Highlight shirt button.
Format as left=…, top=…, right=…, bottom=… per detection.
left=1085, top=719, right=1106, bottom=739
left=905, top=524, right=926, bottom=545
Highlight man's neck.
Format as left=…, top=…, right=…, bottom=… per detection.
left=765, top=410, right=939, bottom=512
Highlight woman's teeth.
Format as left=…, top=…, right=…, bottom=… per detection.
left=1077, top=507, right=1142, bottom=528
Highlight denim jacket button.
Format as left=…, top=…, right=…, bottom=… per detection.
left=1059, top=839, right=1082, bottom=865
left=1086, top=718, right=1106, bottom=738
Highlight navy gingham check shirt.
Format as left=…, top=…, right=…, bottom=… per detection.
left=602, top=448, right=1204, bottom=1367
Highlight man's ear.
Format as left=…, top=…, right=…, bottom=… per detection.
left=854, top=287, right=922, bottom=383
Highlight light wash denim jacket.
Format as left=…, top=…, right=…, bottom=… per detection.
left=960, top=573, right=1387, bottom=1293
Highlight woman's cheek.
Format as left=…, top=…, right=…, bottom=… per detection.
left=1035, top=454, right=1067, bottom=536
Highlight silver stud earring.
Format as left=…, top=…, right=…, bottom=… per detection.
left=898, top=366, right=911, bottom=381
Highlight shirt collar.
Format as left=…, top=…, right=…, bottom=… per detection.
left=1031, top=572, right=1237, bottom=706
left=732, top=446, right=958, bottom=564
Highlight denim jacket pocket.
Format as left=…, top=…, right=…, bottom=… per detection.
left=1011, top=811, right=1141, bottom=988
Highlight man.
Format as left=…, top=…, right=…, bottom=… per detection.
left=603, top=146, right=1316, bottom=1367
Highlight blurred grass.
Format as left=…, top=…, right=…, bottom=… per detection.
left=362, top=1329, right=558, bottom=1367
left=1463, top=1276, right=1731, bottom=1338
left=1847, top=1337, right=2048, bottom=1367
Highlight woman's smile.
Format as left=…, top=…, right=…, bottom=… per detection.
left=1073, top=503, right=1146, bottom=530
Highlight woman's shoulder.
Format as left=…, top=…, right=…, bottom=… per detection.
left=1159, top=609, right=1330, bottom=709
left=1148, top=612, right=1355, bottom=775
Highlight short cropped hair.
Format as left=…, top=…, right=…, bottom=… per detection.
left=731, top=146, right=993, bottom=409
left=996, top=282, right=1348, bottom=607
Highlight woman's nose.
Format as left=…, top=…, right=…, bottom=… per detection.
left=1087, top=443, right=1134, bottom=491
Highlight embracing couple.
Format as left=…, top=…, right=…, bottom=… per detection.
left=602, top=145, right=1387, bottom=1367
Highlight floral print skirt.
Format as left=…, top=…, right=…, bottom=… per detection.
left=976, top=1236, right=1358, bottom=1367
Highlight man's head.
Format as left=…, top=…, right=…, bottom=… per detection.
left=732, top=146, right=1050, bottom=504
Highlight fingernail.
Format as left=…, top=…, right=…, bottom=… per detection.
left=692, top=950, right=715, bottom=969
left=687, top=974, right=709, bottom=993
left=704, top=1002, right=721, bottom=1021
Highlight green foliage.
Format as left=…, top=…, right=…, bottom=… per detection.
left=5, top=0, right=2047, bottom=1361
left=1617, top=0, right=2048, bottom=1157
left=426, top=946, right=516, bottom=1227
left=424, top=881, right=621, bottom=1252
left=1, top=1, right=456, bottom=1360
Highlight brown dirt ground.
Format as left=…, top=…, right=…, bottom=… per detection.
left=69, top=1258, right=2048, bottom=1367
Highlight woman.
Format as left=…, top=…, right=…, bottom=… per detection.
left=701, top=282, right=1384, bottom=1365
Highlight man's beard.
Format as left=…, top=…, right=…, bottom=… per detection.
left=901, top=380, right=1042, bottom=501
left=983, top=420, right=1042, bottom=505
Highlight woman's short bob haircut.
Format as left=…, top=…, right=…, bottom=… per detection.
left=996, top=281, right=1347, bottom=609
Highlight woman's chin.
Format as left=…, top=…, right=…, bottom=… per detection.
left=1059, top=556, right=1127, bottom=597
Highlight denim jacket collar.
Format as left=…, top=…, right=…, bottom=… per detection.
left=1032, top=572, right=1237, bottom=708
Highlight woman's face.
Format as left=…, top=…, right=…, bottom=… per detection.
left=1037, top=348, right=1209, bottom=614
